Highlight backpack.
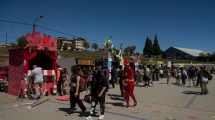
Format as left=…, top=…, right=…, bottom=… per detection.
left=208, top=73, right=213, bottom=81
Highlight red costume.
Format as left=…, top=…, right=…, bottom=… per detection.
left=123, top=60, right=137, bottom=107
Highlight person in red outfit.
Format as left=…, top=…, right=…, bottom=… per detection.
left=123, top=60, right=137, bottom=108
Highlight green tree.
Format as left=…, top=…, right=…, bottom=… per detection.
left=69, top=43, right=76, bottom=51
left=92, top=43, right=98, bottom=51
left=130, top=45, right=136, bottom=55
left=124, top=46, right=130, bottom=55
left=63, top=43, right=69, bottom=51
left=57, top=38, right=63, bottom=50
left=17, top=36, right=28, bottom=47
left=83, top=40, right=90, bottom=50
left=143, top=37, right=153, bottom=57
left=153, top=34, right=162, bottom=57
left=123, top=45, right=136, bottom=55
left=209, top=51, right=215, bottom=61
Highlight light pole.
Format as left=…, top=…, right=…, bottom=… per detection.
left=33, top=15, right=44, bottom=33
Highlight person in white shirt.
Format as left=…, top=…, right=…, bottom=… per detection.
left=31, top=65, right=44, bottom=99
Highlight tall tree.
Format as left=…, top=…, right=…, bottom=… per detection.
left=130, top=45, right=136, bottom=55
left=124, top=45, right=136, bottom=55
left=83, top=40, right=90, bottom=50
left=143, top=37, right=153, bottom=57
left=69, top=43, right=76, bottom=51
left=63, top=43, right=68, bottom=51
left=92, top=43, right=98, bottom=51
left=153, top=34, right=162, bottom=57
left=124, top=46, right=130, bottom=55
left=57, top=38, right=63, bottom=50
left=17, top=36, right=28, bottom=47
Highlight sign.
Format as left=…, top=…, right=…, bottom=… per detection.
left=25, top=32, right=57, bottom=51
left=167, top=61, right=171, bottom=67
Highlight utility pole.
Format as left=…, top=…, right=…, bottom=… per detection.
left=33, top=15, right=44, bottom=33
left=5, top=32, right=7, bottom=47
left=120, top=43, right=122, bottom=50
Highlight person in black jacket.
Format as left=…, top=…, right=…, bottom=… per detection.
left=86, top=67, right=108, bottom=120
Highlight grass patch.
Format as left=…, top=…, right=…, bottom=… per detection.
left=0, top=47, right=9, bottom=57
left=0, top=48, right=208, bottom=64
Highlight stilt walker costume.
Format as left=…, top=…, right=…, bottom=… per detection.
left=123, top=60, right=137, bottom=107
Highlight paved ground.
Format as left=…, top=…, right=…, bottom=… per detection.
left=0, top=74, right=215, bottom=120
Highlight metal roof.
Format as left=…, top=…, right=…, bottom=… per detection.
left=173, top=47, right=207, bottom=57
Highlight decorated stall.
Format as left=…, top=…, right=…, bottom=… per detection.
left=8, top=32, right=57, bottom=96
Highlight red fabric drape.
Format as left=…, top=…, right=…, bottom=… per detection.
left=43, top=51, right=58, bottom=70
left=23, top=50, right=39, bottom=74
left=23, top=49, right=58, bottom=74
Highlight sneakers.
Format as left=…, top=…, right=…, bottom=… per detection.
left=124, top=105, right=130, bottom=108
left=82, top=107, right=86, bottom=112
left=134, top=102, right=137, bottom=107
left=85, top=115, right=104, bottom=120
left=98, top=115, right=104, bottom=120
left=65, top=108, right=77, bottom=116
left=85, top=116, right=92, bottom=120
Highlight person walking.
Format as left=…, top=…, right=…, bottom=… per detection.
left=181, top=67, right=187, bottom=85
left=66, top=66, right=86, bottom=115
left=199, top=66, right=210, bottom=95
left=123, top=60, right=137, bottom=108
left=165, top=68, right=170, bottom=84
left=175, top=68, right=181, bottom=84
left=111, top=66, right=117, bottom=88
left=62, top=68, right=69, bottom=96
left=188, top=66, right=196, bottom=87
left=117, top=65, right=124, bottom=97
left=85, top=67, right=108, bottom=120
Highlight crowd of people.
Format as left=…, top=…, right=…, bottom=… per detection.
left=49, top=61, right=212, bottom=120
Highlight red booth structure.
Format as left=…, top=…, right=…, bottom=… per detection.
left=7, top=31, right=58, bottom=96
left=8, top=49, right=58, bottom=96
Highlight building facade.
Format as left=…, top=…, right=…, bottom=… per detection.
left=163, top=47, right=207, bottom=60
left=57, top=37, right=86, bottom=51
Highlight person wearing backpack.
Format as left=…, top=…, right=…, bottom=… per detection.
left=188, top=66, right=196, bottom=87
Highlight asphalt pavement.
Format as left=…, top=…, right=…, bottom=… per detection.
left=1, top=74, right=215, bottom=120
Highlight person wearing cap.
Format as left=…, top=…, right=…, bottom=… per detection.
left=123, top=59, right=137, bottom=108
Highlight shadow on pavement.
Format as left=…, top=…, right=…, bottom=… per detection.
left=107, top=94, right=121, bottom=97
left=106, top=102, right=123, bottom=107
left=58, top=107, right=90, bottom=117
left=58, top=107, right=70, bottom=113
left=107, top=94, right=125, bottom=101
left=182, top=91, right=201, bottom=95
left=171, top=82, right=188, bottom=87
left=159, top=83, right=167, bottom=84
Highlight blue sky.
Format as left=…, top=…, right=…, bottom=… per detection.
left=0, top=0, right=215, bottom=53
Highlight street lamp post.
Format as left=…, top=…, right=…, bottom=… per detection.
left=33, top=15, right=44, bottom=33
